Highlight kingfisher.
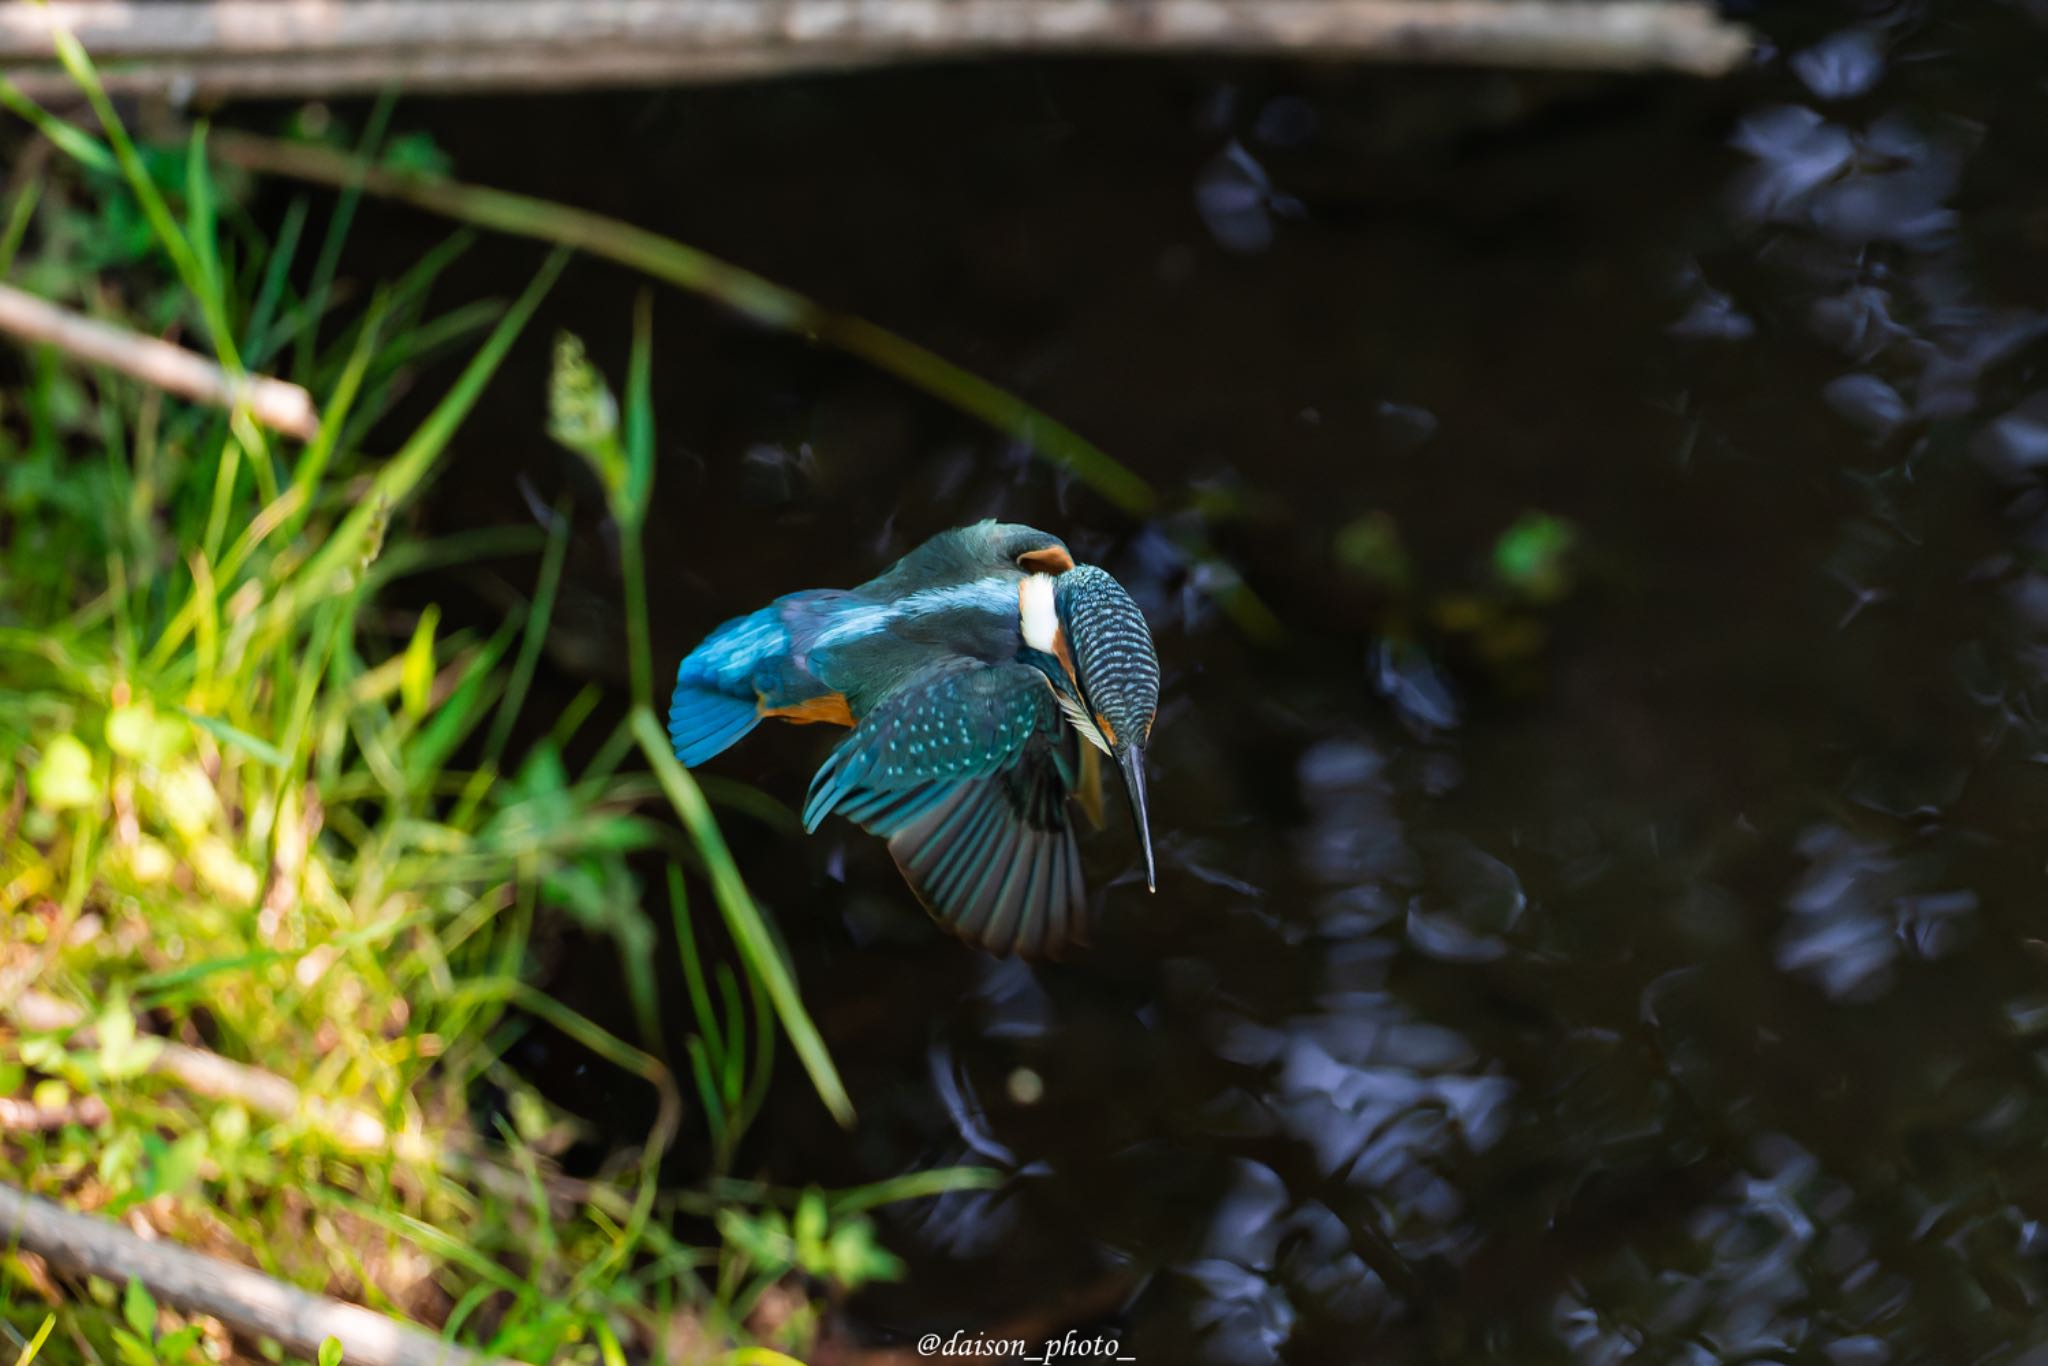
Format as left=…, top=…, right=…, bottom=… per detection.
left=667, top=521, right=1159, bottom=957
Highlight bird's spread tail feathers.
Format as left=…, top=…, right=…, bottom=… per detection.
left=668, top=685, right=759, bottom=768
left=668, top=608, right=786, bottom=767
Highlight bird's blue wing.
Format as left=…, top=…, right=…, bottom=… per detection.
left=804, top=662, right=1087, bottom=957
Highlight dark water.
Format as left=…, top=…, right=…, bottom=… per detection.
left=295, top=2, right=2048, bottom=1359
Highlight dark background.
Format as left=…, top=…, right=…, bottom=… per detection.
left=255, top=3, right=2048, bottom=1358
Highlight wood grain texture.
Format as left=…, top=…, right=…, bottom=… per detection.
left=0, top=0, right=1753, bottom=98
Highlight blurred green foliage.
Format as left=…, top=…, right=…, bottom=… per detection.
left=0, top=44, right=984, bottom=1366
left=1334, top=505, right=1585, bottom=694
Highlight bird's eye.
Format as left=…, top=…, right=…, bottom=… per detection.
left=1017, top=546, right=1075, bottom=574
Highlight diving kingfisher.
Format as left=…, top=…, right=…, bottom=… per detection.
left=668, top=521, right=1159, bottom=957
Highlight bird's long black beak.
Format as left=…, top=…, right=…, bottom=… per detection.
left=1117, top=745, right=1156, bottom=893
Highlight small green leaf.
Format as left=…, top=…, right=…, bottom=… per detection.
left=318, top=1336, right=344, bottom=1366
left=97, top=1127, right=143, bottom=1204
left=825, top=1216, right=905, bottom=1289
left=27, top=733, right=95, bottom=810
left=794, top=1188, right=828, bottom=1264
left=716, top=1207, right=793, bottom=1271
left=401, top=604, right=441, bottom=719
left=97, top=993, right=163, bottom=1081
left=380, top=131, right=452, bottom=178
left=1493, top=511, right=1579, bottom=604
left=105, top=703, right=156, bottom=760
left=140, top=1130, right=208, bottom=1199
left=110, top=1327, right=156, bottom=1366
left=155, top=1326, right=204, bottom=1362
left=121, top=1278, right=156, bottom=1339
left=1334, top=511, right=1412, bottom=592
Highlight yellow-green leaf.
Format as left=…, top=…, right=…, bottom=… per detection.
left=402, top=604, right=441, bottom=719
left=28, top=734, right=95, bottom=810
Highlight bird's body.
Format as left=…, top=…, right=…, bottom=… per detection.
left=669, top=521, right=1158, bottom=957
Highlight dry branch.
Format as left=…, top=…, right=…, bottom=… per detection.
left=0, top=1094, right=107, bottom=1130
left=8, top=990, right=430, bottom=1157
left=1, top=990, right=583, bottom=1211
left=0, top=0, right=1753, bottom=99
left=0, top=1183, right=500, bottom=1366
left=0, top=282, right=318, bottom=439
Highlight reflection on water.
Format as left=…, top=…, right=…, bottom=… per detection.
left=372, top=0, right=2048, bottom=1358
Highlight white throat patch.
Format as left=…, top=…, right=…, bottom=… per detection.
left=1019, top=573, right=1059, bottom=653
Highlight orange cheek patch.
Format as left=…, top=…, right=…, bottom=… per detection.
left=1094, top=712, right=1118, bottom=745
left=1019, top=546, right=1076, bottom=574
left=761, top=692, right=855, bottom=727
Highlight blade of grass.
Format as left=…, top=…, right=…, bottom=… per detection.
left=207, top=129, right=1155, bottom=515
left=403, top=619, right=518, bottom=785
left=205, top=129, right=1289, bottom=639
left=0, top=176, right=42, bottom=280
left=241, top=194, right=307, bottom=365
left=48, top=31, right=236, bottom=367
left=667, top=867, right=725, bottom=1063
left=633, top=707, right=853, bottom=1126
left=483, top=495, right=572, bottom=767
left=8, top=1314, right=54, bottom=1366
left=617, top=291, right=655, bottom=710
left=177, top=707, right=289, bottom=769
left=296, top=89, right=396, bottom=378
left=280, top=287, right=382, bottom=540
left=825, top=1166, right=1005, bottom=1215
left=295, top=248, right=566, bottom=596
left=450, top=976, right=679, bottom=1156
left=0, top=78, right=116, bottom=176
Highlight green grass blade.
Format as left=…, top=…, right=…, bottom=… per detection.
left=668, top=866, right=725, bottom=1062
left=178, top=706, right=289, bottom=769
left=403, top=620, right=517, bottom=785
left=0, top=78, right=117, bottom=175
left=242, top=193, right=308, bottom=364
left=0, top=175, right=42, bottom=280
left=296, top=248, right=567, bottom=595
left=633, top=707, right=854, bottom=1126
left=623, top=291, right=655, bottom=529
left=826, top=1166, right=1004, bottom=1215
left=483, top=497, right=572, bottom=767
left=618, top=293, right=656, bottom=710
left=10, top=1313, right=55, bottom=1366
left=208, top=129, right=1155, bottom=515
left=49, top=30, right=237, bottom=367
left=296, top=89, right=396, bottom=377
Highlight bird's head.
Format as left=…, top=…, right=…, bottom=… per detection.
left=1022, top=564, right=1160, bottom=891
left=983, top=521, right=1076, bottom=576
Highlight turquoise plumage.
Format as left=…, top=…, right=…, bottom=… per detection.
left=669, top=521, right=1158, bottom=957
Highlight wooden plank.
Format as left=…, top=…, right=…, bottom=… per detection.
left=0, top=0, right=1752, bottom=99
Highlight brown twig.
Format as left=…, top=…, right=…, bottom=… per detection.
left=0, top=0, right=1753, bottom=99
left=0, top=282, right=318, bottom=440
left=0, top=1183, right=502, bottom=1366
left=0, top=990, right=599, bottom=1213
left=8, top=990, right=426, bottom=1155
left=0, top=1094, right=108, bottom=1130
